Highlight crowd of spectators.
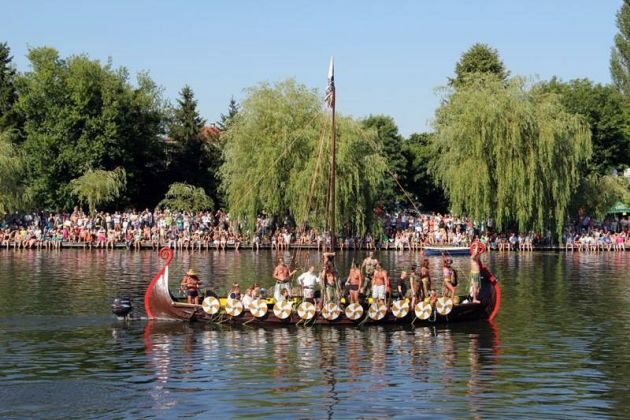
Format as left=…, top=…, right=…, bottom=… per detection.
left=1, top=208, right=628, bottom=252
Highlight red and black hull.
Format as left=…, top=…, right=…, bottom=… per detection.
left=144, top=247, right=501, bottom=325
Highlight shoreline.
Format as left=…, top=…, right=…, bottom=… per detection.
left=0, top=242, right=625, bottom=253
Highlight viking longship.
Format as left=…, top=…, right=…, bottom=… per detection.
left=143, top=58, right=501, bottom=326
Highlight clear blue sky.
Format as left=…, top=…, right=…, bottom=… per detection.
left=2, top=0, right=622, bottom=136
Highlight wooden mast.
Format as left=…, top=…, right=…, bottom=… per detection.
left=326, top=57, right=336, bottom=251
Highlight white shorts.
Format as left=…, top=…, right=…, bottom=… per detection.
left=303, top=288, right=315, bottom=299
left=372, top=285, right=386, bottom=300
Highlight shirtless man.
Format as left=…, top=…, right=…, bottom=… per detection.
left=371, top=263, right=389, bottom=303
left=180, top=269, right=201, bottom=305
left=273, top=259, right=296, bottom=302
left=361, top=251, right=378, bottom=294
left=346, top=263, right=363, bottom=304
left=469, top=246, right=482, bottom=303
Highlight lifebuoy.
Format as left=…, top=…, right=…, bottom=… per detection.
left=273, top=300, right=293, bottom=319
left=344, top=303, right=364, bottom=320
left=297, top=301, right=316, bottom=320
left=415, top=301, right=432, bottom=320
left=202, top=296, right=220, bottom=315
left=225, top=298, right=243, bottom=316
left=368, top=302, right=387, bottom=320
left=322, top=302, right=341, bottom=320
left=249, top=298, right=268, bottom=318
left=391, top=299, right=410, bottom=318
left=436, top=297, right=453, bottom=315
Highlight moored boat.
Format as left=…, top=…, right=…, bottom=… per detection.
left=423, top=245, right=471, bottom=256
left=143, top=247, right=500, bottom=326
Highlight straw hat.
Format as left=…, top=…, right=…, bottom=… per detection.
left=186, top=269, right=198, bottom=277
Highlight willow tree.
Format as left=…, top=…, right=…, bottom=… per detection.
left=220, top=79, right=387, bottom=234
left=70, top=168, right=126, bottom=214
left=0, top=131, right=29, bottom=216
left=431, top=75, right=592, bottom=237
left=157, top=182, right=214, bottom=212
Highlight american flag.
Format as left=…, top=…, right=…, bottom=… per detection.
left=325, top=57, right=335, bottom=108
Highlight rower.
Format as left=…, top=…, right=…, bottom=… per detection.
left=228, top=283, right=241, bottom=300
left=442, top=257, right=456, bottom=299
left=361, top=251, right=378, bottom=294
left=371, top=263, right=389, bottom=304
left=180, top=269, right=201, bottom=305
left=346, top=263, right=363, bottom=304
left=297, top=266, right=320, bottom=304
left=419, top=260, right=431, bottom=301
left=272, top=258, right=296, bottom=302
left=469, top=245, right=482, bottom=303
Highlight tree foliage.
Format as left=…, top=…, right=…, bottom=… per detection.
left=361, top=115, right=405, bottom=208
left=538, top=78, right=630, bottom=174
left=449, top=43, right=509, bottom=87
left=14, top=47, right=166, bottom=210
left=569, top=174, right=630, bottom=221
left=432, top=74, right=592, bottom=237
left=166, top=85, right=222, bottom=204
left=402, top=132, right=447, bottom=212
left=221, top=79, right=387, bottom=234
left=0, top=42, right=18, bottom=131
left=611, top=1, right=630, bottom=96
left=157, top=182, right=214, bottom=212
left=70, top=167, right=126, bottom=214
left=217, top=96, right=240, bottom=132
left=0, top=130, right=29, bottom=216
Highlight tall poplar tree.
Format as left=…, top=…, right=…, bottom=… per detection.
left=610, top=1, right=630, bottom=97
left=0, top=42, right=18, bottom=130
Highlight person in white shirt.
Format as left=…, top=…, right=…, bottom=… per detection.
left=297, top=266, right=320, bottom=303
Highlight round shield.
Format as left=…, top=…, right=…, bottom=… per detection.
left=322, top=302, right=341, bottom=321
left=249, top=298, right=268, bottom=318
left=391, top=299, right=410, bottom=318
left=368, top=302, right=387, bottom=321
left=297, top=301, right=316, bottom=320
left=273, top=300, right=293, bottom=319
left=344, top=303, right=364, bottom=320
left=414, top=301, right=432, bottom=320
left=436, top=297, right=453, bottom=315
left=202, top=296, right=220, bottom=315
left=225, top=298, right=243, bottom=317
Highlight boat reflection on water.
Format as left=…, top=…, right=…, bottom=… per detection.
left=139, top=321, right=501, bottom=417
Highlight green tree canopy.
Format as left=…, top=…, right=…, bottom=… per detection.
left=402, top=132, right=447, bottom=212
left=0, top=130, right=29, bottom=216
left=538, top=78, right=629, bottom=174
left=14, top=47, right=166, bottom=210
left=166, top=85, right=221, bottom=203
left=216, top=96, right=240, bottom=132
left=569, top=174, right=630, bottom=220
left=610, top=1, right=630, bottom=96
left=70, top=167, right=126, bottom=214
left=157, top=182, right=214, bottom=212
left=449, top=43, right=509, bottom=87
left=432, top=74, right=592, bottom=237
left=361, top=115, right=405, bottom=208
left=221, top=79, right=387, bottom=234
left=0, top=42, right=18, bottom=131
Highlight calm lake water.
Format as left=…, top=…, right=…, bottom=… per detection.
left=0, top=249, right=629, bottom=418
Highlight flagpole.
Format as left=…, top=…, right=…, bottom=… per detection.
left=326, top=57, right=336, bottom=251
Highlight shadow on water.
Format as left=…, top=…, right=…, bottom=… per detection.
left=137, top=320, right=501, bottom=418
